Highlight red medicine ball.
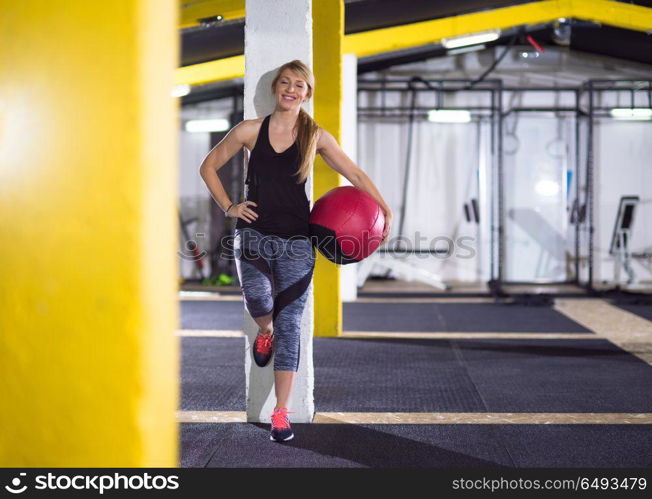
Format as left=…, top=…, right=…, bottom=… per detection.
left=309, top=186, right=385, bottom=265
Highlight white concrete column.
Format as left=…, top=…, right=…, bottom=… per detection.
left=243, top=0, right=314, bottom=423
left=341, top=53, right=359, bottom=302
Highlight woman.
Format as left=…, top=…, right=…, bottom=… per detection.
left=199, top=59, right=393, bottom=442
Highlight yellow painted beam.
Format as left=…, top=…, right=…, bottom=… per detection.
left=343, top=0, right=572, bottom=57
left=344, top=0, right=651, bottom=57
left=0, top=0, right=179, bottom=466
left=313, top=0, right=344, bottom=337
left=176, top=55, right=244, bottom=86
left=179, top=0, right=245, bottom=29
left=573, top=0, right=652, bottom=32
left=178, top=0, right=652, bottom=86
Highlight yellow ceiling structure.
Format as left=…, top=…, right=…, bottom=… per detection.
left=176, top=0, right=652, bottom=86
left=176, top=55, right=244, bottom=87
left=179, top=0, right=244, bottom=30
left=344, top=0, right=652, bottom=58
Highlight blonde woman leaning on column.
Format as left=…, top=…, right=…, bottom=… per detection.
left=199, top=59, right=393, bottom=442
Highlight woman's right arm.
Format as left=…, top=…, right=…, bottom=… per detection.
left=199, top=120, right=258, bottom=223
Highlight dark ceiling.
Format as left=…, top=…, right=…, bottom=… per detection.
left=180, top=0, right=652, bottom=68
left=181, top=0, right=541, bottom=66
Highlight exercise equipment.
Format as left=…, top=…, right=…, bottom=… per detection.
left=309, top=186, right=385, bottom=264
left=609, top=196, right=639, bottom=286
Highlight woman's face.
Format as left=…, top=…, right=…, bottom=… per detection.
left=275, top=70, right=310, bottom=109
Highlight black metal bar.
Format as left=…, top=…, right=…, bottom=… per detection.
left=497, top=81, right=505, bottom=290
left=592, top=107, right=652, bottom=111
left=590, top=113, right=652, bottom=118
left=501, top=280, right=578, bottom=285
left=574, top=89, right=581, bottom=286
left=358, top=108, right=638, bottom=117
left=490, top=88, right=497, bottom=284
left=501, top=107, right=580, bottom=116
left=377, top=248, right=457, bottom=255
left=181, top=83, right=243, bottom=106
left=358, top=84, right=651, bottom=93
left=506, top=86, right=651, bottom=92
left=581, top=88, right=652, bottom=92
left=582, top=79, right=652, bottom=85
left=503, top=87, right=579, bottom=92
left=357, top=87, right=497, bottom=93
left=358, top=77, right=502, bottom=84
left=587, top=81, right=595, bottom=292
left=358, top=105, right=495, bottom=111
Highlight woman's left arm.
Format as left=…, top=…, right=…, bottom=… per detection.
left=316, top=128, right=393, bottom=244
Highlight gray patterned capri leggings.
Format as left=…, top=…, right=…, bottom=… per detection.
left=233, top=227, right=316, bottom=371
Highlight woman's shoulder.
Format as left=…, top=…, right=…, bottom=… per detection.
left=239, top=116, right=266, bottom=131
left=315, top=125, right=335, bottom=153
left=234, top=117, right=266, bottom=152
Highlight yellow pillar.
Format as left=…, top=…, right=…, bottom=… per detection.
left=312, top=0, right=344, bottom=337
left=0, top=0, right=179, bottom=466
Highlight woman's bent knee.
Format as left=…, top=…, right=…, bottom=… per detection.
left=245, top=295, right=273, bottom=318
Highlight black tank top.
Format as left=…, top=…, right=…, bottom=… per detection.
left=235, top=114, right=311, bottom=239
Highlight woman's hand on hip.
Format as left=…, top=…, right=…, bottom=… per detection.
left=228, top=201, right=258, bottom=223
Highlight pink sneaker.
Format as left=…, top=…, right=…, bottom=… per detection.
left=253, top=328, right=274, bottom=367
left=270, top=407, right=294, bottom=442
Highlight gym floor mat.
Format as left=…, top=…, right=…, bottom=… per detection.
left=180, top=337, right=652, bottom=413
left=314, top=338, right=652, bottom=412
left=611, top=303, right=652, bottom=322
left=180, top=301, right=245, bottom=330
left=181, top=422, right=511, bottom=468
left=180, top=337, right=245, bottom=411
left=180, top=422, right=652, bottom=468
left=495, top=424, right=652, bottom=467
left=181, top=301, right=593, bottom=333
left=343, top=302, right=592, bottom=333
